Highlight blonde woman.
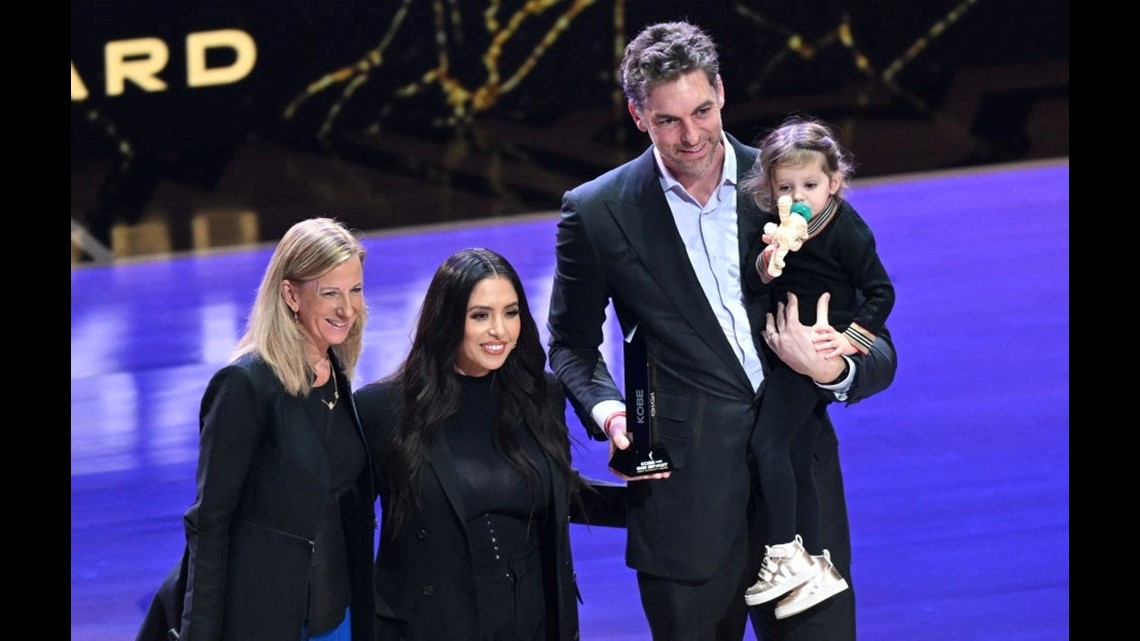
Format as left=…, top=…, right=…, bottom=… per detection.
left=137, top=217, right=375, bottom=641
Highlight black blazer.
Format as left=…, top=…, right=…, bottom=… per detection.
left=547, top=134, right=897, bottom=581
left=136, top=352, right=377, bottom=641
left=354, top=376, right=590, bottom=641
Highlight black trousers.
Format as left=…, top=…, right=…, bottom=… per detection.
left=636, top=532, right=753, bottom=641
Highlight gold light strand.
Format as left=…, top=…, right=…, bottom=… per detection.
left=285, top=0, right=601, bottom=134
left=733, top=0, right=986, bottom=117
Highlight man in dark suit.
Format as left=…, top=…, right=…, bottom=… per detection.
left=546, top=21, right=897, bottom=641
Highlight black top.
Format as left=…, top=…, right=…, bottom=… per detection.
left=305, top=375, right=366, bottom=635
left=765, top=197, right=894, bottom=332
left=445, top=373, right=551, bottom=522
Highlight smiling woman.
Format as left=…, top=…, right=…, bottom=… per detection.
left=281, top=252, right=365, bottom=389
left=352, top=247, right=625, bottom=641
left=456, top=275, right=521, bottom=376
left=135, top=217, right=376, bottom=641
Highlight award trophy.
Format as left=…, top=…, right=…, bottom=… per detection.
left=609, top=328, right=674, bottom=477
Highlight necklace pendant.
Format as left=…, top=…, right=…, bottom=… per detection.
left=320, top=371, right=339, bottom=410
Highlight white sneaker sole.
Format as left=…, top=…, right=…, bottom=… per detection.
left=743, top=565, right=821, bottom=606
left=773, top=576, right=850, bottom=619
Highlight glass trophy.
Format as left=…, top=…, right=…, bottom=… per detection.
left=609, top=328, right=673, bottom=477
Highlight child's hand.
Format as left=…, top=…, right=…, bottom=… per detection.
left=813, top=327, right=858, bottom=359
left=756, top=241, right=784, bottom=280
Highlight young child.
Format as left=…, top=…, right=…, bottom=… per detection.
left=739, top=116, right=896, bottom=619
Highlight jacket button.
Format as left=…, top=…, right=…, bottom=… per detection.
left=421, top=584, right=434, bottom=597
left=417, top=529, right=428, bottom=540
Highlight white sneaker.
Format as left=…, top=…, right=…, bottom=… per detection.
left=774, top=549, right=849, bottom=619
left=744, top=535, right=821, bottom=606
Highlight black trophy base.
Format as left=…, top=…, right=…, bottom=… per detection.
left=609, top=446, right=673, bottom=477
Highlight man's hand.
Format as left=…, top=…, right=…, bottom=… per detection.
left=763, top=292, right=846, bottom=383
left=605, top=414, right=671, bottom=482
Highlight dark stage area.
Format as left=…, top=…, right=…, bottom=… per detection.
left=71, top=0, right=1068, bottom=262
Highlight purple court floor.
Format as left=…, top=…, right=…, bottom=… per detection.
left=71, top=159, right=1069, bottom=641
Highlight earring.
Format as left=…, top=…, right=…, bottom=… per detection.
left=293, top=310, right=299, bottom=322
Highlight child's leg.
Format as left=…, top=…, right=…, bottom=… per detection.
left=751, top=365, right=821, bottom=544
left=744, top=366, right=824, bottom=605
left=769, top=375, right=850, bottom=619
left=790, top=390, right=824, bottom=555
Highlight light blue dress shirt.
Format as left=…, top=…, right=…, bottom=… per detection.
left=653, top=135, right=765, bottom=392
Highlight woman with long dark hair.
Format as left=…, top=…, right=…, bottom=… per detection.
left=355, top=247, right=618, bottom=641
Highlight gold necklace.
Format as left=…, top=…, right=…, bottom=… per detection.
left=320, top=370, right=339, bottom=410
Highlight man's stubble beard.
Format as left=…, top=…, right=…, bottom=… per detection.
left=667, top=130, right=723, bottom=180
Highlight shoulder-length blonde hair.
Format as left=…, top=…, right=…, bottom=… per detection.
left=232, top=217, right=368, bottom=396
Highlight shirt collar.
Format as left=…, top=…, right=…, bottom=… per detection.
left=653, top=132, right=737, bottom=194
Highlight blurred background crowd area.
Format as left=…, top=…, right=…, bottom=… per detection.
left=71, top=0, right=1068, bottom=264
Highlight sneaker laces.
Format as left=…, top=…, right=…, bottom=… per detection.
left=757, top=551, right=779, bottom=581
left=757, top=543, right=793, bottom=581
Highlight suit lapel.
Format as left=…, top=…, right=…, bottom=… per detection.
left=427, top=431, right=468, bottom=522
left=732, top=138, right=762, bottom=272
left=730, top=137, right=773, bottom=380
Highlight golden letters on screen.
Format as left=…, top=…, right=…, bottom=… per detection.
left=71, top=29, right=256, bottom=101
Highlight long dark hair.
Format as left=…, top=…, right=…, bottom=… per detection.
left=382, top=247, right=580, bottom=536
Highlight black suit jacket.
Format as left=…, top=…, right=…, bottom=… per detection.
left=547, top=133, right=897, bottom=581
left=136, top=352, right=377, bottom=641
left=354, top=376, right=589, bottom=641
